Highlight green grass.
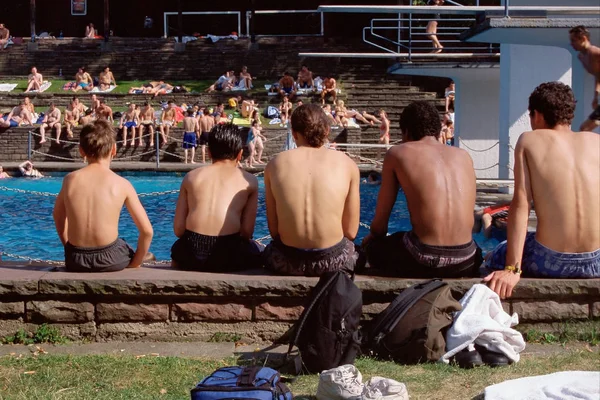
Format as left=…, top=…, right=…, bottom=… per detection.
left=0, top=351, right=597, bottom=399
left=523, top=320, right=600, bottom=346
left=2, top=325, right=67, bottom=346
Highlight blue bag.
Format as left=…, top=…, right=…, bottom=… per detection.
left=191, top=366, right=293, bottom=400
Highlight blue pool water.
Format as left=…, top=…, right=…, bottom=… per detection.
left=0, top=172, right=499, bottom=261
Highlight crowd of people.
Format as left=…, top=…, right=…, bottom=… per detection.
left=42, top=81, right=599, bottom=299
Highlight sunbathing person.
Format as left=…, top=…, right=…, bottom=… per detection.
left=159, top=100, right=176, bottom=144
left=119, top=103, right=139, bottom=146
left=85, top=23, right=96, bottom=39
left=207, top=71, right=235, bottom=93
left=0, top=23, right=9, bottom=51
left=239, top=66, right=253, bottom=89
left=336, top=100, right=372, bottom=125
left=138, top=102, right=156, bottom=146
left=148, top=81, right=174, bottom=98
left=96, top=100, right=113, bottom=123
left=297, top=65, right=314, bottom=88
left=53, top=120, right=154, bottom=272
left=80, top=109, right=95, bottom=125
left=64, top=103, right=80, bottom=139
left=323, top=104, right=338, bottom=126
left=362, top=100, right=482, bottom=278
left=98, top=66, right=117, bottom=91
left=25, top=67, right=43, bottom=93
left=241, top=99, right=256, bottom=118
left=484, top=82, right=600, bottom=298
left=11, top=101, right=35, bottom=126
left=171, top=123, right=262, bottom=271
left=23, top=96, right=35, bottom=115
left=320, top=77, right=337, bottom=105
left=278, top=72, right=296, bottom=100
left=73, top=67, right=94, bottom=92
left=264, top=104, right=362, bottom=276
left=39, top=103, right=62, bottom=144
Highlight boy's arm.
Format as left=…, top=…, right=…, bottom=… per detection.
left=364, top=150, right=399, bottom=245
left=173, top=179, right=188, bottom=238
left=123, top=181, right=154, bottom=268
left=53, top=178, right=69, bottom=245
left=240, top=176, right=259, bottom=240
left=484, top=133, right=533, bottom=299
left=264, top=163, right=279, bottom=239
left=342, top=162, right=360, bottom=241
left=18, top=161, right=29, bottom=174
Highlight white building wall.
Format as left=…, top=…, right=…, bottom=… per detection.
left=498, top=44, right=572, bottom=179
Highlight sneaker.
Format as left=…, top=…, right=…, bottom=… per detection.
left=316, top=365, right=365, bottom=400
left=363, top=377, right=409, bottom=400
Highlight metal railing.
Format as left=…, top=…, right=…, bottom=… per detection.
left=163, top=11, right=242, bottom=39
left=245, top=10, right=324, bottom=38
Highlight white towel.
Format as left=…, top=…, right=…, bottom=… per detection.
left=91, top=85, right=116, bottom=93
left=28, top=81, right=52, bottom=93
left=441, top=284, right=525, bottom=363
left=484, top=371, right=600, bottom=400
left=346, top=118, right=361, bottom=129
left=0, top=83, right=18, bottom=92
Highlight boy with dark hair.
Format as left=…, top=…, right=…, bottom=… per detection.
left=182, top=108, right=199, bottom=164
left=171, top=123, right=262, bottom=271
left=53, top=120, right=154, bottom=272
left=263, top=104, right=362, bottom=276
left=569, top=25, right=600, bottom=132
left=484, top=82, right=599, bottom=299
left=362, top=100, right=482, bottom=278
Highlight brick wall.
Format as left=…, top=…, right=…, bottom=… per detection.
left=0, top=266, right=598, bottom=342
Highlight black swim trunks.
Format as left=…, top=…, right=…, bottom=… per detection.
left=199, top=132, right=210, bottom=146
left=588, top=105, right=600, bottom=121
left=64, top=238, right=135, bottom=272
left=365, top=231, right=482, bottom=278
left=263, top=237, right=363, bottom=277
left=171, top=230, right=263, bottom=272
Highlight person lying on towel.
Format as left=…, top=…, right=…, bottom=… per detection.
left=263, top=104, right=363, bottom=276
left=171, top=123, right=263, bottom=271
left=362, top=101, right=482, bottom=278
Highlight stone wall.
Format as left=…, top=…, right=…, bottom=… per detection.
left=0, top=265, right=598, bottom=342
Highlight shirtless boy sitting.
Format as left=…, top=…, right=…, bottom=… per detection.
left=159, top=100, right=176, bottom=144
left=73, top=67, right=94, bottom=92
left=138, top=102, right=156, bottom=146
left=39, top=102, right=62, bottom=144
left=171, top=124, right=262, bottom=271
left=278, top=72, right=296, bottom=100
left=264, top=104, right=362, bottom=276
left=25, top=67, right=43, bottom=93
left=297, top=65, right=314, bottom=89
left=119, top=103, right=139, bottom=146
left=362, top=101, right=482, bottom=278
left=320, top=77, right=337, bottom=105
left=0, top=23, right=9, bottom=51
left=53, top=120, right=154, bottom=272
left=484, top=82, right=599, bottom=298
left=64, top=101, right=80, bottom=139
left=98, top=66, right=117, bottom=91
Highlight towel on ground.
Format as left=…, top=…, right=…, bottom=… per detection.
left=441, top=284, right=525, bottom=363
left=174, top=36, right=198, bottom=44
left=207, top=34, right=238, bottom=43
left=0, top=83, right=18, bottom=92
left=346, top=118, right=361, bottom=129
left=3, top=37, right=13, bottom=49
left=484, top=371, right=600, bottom=400
left=232, top=117, right=251, bottom=126
left=91, top=85, right=116, bottom=93
left=63, top=81, right=77, bottom=91
left=28, top=81, right=52, bottom=93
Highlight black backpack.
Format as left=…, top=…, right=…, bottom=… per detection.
left=284, top=271, right=363, bottom=374
left=363, top=279, right=461, bottom=364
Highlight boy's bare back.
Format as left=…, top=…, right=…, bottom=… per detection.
left=175, top=164, right=258, bottom=238
left=57, top=165, right=136, bottom=247
left=266, top=147, right=359, bottom=249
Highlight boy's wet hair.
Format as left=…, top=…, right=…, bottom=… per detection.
left=208, top=124, right=243, bottom=161
left=400, top=101, right=441, bottom=140
left=569, top=26, right=589, bottom=39
left=291, top=103, right=330, bottom=148
left=528, top=81, right=575, bottom=128
left=80, top=119, right=115, bottom=160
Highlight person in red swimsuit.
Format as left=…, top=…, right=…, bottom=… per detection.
left=474, top=202, right=510, bottom=239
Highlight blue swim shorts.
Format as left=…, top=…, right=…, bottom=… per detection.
left=485, top=232, right=600, bottom=278
left=182, top=132, right=197, bottom=149
left=124, top=121, right=137, bottom=129
left=78, top=82, right=89, bottom=88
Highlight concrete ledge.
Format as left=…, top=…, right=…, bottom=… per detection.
left=0, top=265, right=598, bottom=342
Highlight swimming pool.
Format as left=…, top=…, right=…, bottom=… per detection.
left=0, top=172, right=499, bottom=261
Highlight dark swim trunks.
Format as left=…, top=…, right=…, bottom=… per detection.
left=588, top=105, right=600, bottom=121
left=171, top=230, right=263, bottom=272
left=182, top=132, right=197, bottom=149
left=282, top=86, right=293, bottom=95
left=366, top=231, right=482, bottom=278
left=64, top=238, right=135, bottom=272
left=199, top=132, right=210, bottom=146
left=263, top=237, right=362, bottom=277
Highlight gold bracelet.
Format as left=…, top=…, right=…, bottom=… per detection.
left=504, top=264, right=522, bottom=275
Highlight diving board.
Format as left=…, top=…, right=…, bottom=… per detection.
left=299, top=52, right=500, bottom=58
